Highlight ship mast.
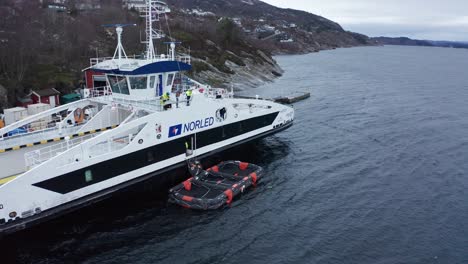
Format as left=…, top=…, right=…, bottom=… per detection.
left=142, top=0, right=170, bottom=61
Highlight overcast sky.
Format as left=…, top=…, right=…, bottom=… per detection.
left=262, top=0, right=468, bottom=41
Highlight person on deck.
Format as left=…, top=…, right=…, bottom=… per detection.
left=185, top=89, right=193, bottom=106
left=176, top=91, right=180, bottom=108
left=162, top=92, right=171, bottom=110
left=159, top=96, right=165, bottom=110
left=162, top=92, right=170, bottom=102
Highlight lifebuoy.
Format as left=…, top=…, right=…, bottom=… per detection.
left=74, top=108, right=84, bottom=124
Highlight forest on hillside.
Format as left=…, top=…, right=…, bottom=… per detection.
left=0, top=1, right=276, bottom=108
left=0, top=0, right=372, bottom=109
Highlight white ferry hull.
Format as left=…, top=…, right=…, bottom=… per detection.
left=0, top=102, right=293, bottom=236
left=0, top=0, right=296, bottom=236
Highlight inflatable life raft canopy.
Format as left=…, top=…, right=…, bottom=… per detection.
left=169, top=161, right=264, bottom=210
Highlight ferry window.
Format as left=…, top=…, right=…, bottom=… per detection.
left=108, top=75, right=130, bottom=95
left=129, top=76, right=148, bottom=90
left=147, top=151, right=155, bottom=162
left=119, top=77, right=129, bottom=94
left=149, top=76, right=156, bottom=89
left=108, top=75, right=121, bottom=93
left=85, top=170, right=93, bottom=183
left=166, top=74, right=174, bottom=86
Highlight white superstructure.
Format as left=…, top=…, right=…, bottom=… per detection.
left=0, top=0, right=294, bottom=234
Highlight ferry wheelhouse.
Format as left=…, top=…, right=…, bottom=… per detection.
left=0, top=0, right=294, bottom=234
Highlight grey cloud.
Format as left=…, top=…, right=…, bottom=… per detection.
left=262, top=0, right=468, bottom=41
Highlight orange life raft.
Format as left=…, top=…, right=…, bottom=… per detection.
left=169, top=161, right=264, bottom=210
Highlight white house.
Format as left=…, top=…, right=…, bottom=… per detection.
left=75, top=0, right=101, bottom=10
left=232, top=18, right=242, bottom=26
left=122, top=0, right=146, bottom=11
left=264, top=25, right=276, bottom=31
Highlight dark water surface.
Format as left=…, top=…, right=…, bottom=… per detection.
left=4, top=46, right=468, bottom=263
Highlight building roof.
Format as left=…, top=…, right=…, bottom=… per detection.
left=33, top=88, right=60, bottom=97
left=17, top=96, right=33, bottom=103
left=61, top=93, right=81, bottom=100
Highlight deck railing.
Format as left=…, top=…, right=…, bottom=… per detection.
left=89, top=54, right=191, bottom=67
left=0, top=123, right=86, bottom=151
left=24, top=122, right=147, bottom=170
left=24, top=134, right=96, bottom=170
left=89, top=86, right=196, bottom=112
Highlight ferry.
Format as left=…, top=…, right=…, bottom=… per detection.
left=0, top=0, right=294, bottom=235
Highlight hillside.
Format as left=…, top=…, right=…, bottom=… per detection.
left=0, top=0, right=374, bottom=109
left=372, top=37, right=468, bottom=49
left=171, top=0, right=373, bottom=53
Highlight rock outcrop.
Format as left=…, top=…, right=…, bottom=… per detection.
left=190, top=50, right=283, bottom=90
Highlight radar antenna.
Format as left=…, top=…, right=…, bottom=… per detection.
left=102, top=24, right=137, bottom=63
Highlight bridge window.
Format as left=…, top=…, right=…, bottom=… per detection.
left=129, top=76, right=148, bottom=90
left=166, top=73, right=174, bottom=86
left=149, top=76, right=156, bottom=89
left=108, top=75, right=129, bottom=95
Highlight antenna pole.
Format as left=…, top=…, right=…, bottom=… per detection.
left=170, top=42, right=176, bottom=60
left=143, top=0, right=170, bottom=61
left=117, top=27, right=123, bottom=61
left=146, top=0, right=155, bottom=61
left=111, top=26, right=130, bottom=64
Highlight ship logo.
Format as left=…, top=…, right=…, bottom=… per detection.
left=216, top=107, right=227, bottom=122
left=168, top=124, right=182, bottom=138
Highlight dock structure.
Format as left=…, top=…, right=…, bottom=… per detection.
left=235, top=92, right=310, bottom=104
left=273, top=92, right=311, bottom=104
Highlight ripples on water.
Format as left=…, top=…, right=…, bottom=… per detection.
left=4, top=46, right=468, bottom=263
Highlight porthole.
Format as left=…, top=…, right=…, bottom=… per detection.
left=138, top=139, right=144, bottom=144
left=9, top=211, right=17, bottom=218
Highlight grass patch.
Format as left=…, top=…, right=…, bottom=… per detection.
left=24, top=64, right=77, bottom=92
left=206, top=77, right=224, bottom=87
left=173, top=31, right=195, bottom=43
left=191, top=61, right=211, bottom=73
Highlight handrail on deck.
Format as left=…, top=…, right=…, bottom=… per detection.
left=24, top=134, right=96, bottom=170
left=89, top=54, right=191, bottom=67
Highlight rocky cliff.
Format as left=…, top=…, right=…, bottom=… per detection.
left=170, top=0, right=373, bottom=54
left=167, top=0, right=374, bottom=89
